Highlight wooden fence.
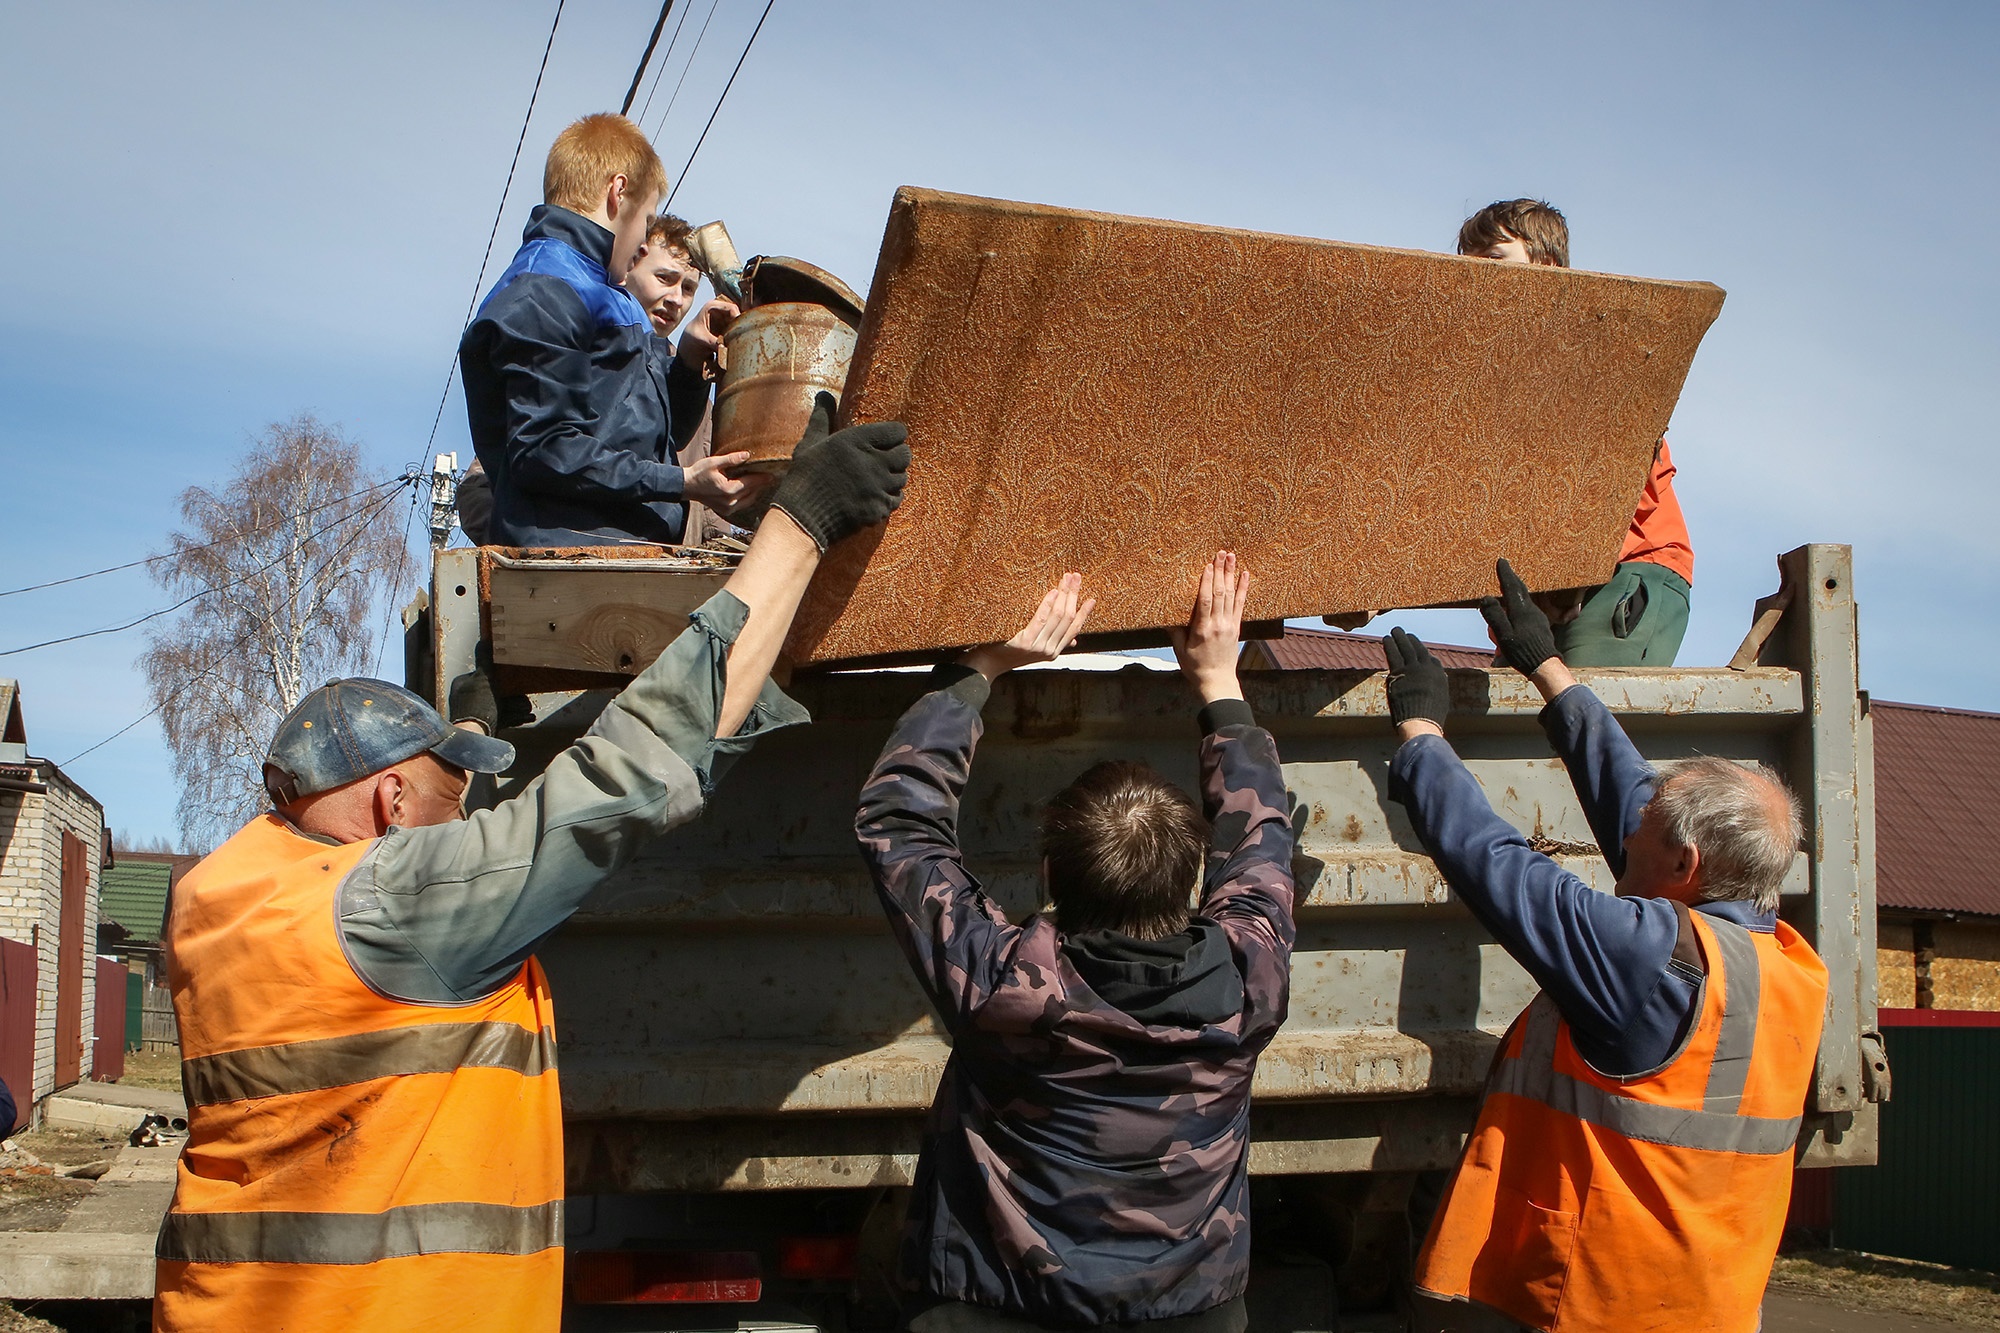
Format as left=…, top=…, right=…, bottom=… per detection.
left=139, top=978, right=178, bottom=1052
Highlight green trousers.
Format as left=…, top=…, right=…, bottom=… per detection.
left=1555, top=561, right=1691, bottom=666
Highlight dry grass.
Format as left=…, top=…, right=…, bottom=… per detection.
left=0, top=1302, right=63, bottom=1332
left=1771, top=1249, right=2000, bottom=1328
left=113, top=1046, right=181, bottom=1095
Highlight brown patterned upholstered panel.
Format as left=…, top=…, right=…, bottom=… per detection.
left=787, top=189, right=1724, bottom=666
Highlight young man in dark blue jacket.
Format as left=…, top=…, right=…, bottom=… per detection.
left=458, top=113, right=764, bottom=547
left=857, top=553, right=1297, bottom=1333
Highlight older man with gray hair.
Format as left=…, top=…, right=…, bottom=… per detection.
left=1379, top=560, right=1829, bottom=1333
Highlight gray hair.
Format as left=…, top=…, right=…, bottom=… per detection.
left=1649, top=757, right=1802, bottom=915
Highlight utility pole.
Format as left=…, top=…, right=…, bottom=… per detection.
left=427, top=452, right=459, bottom=549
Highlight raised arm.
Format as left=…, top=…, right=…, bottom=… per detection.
left=857, top=576, right=1096, bottom=1028
left=1172, top=553, right=1297, bottom=1031
left=1482, top=558, right=1654, bottom=874
left=345, top=409, right=910, bottom=1004
left=1383, top=621, right=1677, bottom=1049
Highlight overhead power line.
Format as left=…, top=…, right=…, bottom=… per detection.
left=650, top=0, right=724, bottom=141
left=422, top=0, right=569, bottom=459
left=0, top=475, right=418, bottom=659
left=0, top=478, right=410, bottom=600
left=635, top=0, right=698, bottom=127
left=62, top=477, right=425, bottom=768
left=665, top=0, right=777, bottom=211
left=620, top=1, right=678, bottom=115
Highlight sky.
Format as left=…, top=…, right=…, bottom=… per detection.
left=1, top=1, right=1995, bottom=845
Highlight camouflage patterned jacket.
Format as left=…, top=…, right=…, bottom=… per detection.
left=855, top=671, right=1297, bottom=1327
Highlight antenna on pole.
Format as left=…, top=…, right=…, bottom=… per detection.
left=428, top=453, right=460, bottom=549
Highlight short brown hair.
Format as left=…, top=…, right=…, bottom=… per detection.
left=1458, top=198, right=1570, bottom=268
left=645, top=213, right=694, bottom=254
left=544, top=113, right=669, bottom=214
left=1041, top=761, right=1207, bottom=941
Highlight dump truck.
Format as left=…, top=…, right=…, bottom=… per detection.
left=408, top=539, right=1885, bottom=1332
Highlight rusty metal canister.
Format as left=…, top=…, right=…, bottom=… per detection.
left=712, top=303, right=858, bottom=473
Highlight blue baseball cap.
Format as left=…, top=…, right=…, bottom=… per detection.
left=262, top=677, right=515, bottom=806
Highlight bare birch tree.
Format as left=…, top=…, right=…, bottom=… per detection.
left=140, top=416, right=416, bottom=847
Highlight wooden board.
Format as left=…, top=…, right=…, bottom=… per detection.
left=785, top=188, right=1725, bottom=666
left=487, top=554, right=734, bottom=677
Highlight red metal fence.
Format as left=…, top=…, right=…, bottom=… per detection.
left=0, top=937, right=35, bottom=1111
left=92, top=957, right=127, bottom=1082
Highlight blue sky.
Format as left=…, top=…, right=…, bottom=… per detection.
left=2, top=1, right=1994, bottom=844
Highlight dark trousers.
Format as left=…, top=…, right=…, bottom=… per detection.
left=907, top=1295, right=1248, bottom=1333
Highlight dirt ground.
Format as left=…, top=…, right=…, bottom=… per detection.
left=0, top=1128, right=125, bottom=1233
left=110, top=1047, right=180, bottom=1095
left=1771, top=1250, right=2000, bottom=1328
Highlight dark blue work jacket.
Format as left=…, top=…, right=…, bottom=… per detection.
left=1391, top=685, right=1779, bottom=1077
left=458, top=205, right=708, bottom=547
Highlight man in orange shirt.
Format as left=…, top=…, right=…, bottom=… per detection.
left=1458, top=199, right=1694, bottom=666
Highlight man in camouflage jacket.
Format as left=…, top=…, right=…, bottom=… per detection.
left=856, top=554, right=1297, bottom=1332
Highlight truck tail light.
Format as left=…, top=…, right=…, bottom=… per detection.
left=570, top=1250, right=762, bottom=1304
left=777, top=1235, right=859, bottom=1281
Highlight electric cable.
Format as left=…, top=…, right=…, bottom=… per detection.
left=372, top=483, right=424, bottom=678
left=0, top=477, right=407, bottom=599
left=650, top=0, right=725, bottom=141
left=620, top=1, right=678, bottom=115
left=635, top=0, right=697, bottom=127
left=421, top=0, right=568, bottom=459
left=665, top=0, right=776, bottom=211
left=62, top=476, right=426, bottom=767
left=1, top=475, right=418, bottom=658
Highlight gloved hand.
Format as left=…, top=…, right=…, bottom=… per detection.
left=1384, top=627, right=1450, bottom=728
left=448, top=662, right=498, bottom=734
left=768, top=392, right=911, bottom=553
left=1479, top=558, right=1559, bottom=676
left=448, top=643, right=533, bottom=733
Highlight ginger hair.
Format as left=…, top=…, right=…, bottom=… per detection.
left=543, top=113, right=669, bottom=214
left=645, top=213, right=695, bottom=254
left=1458, top=198, right=1570, bottom=268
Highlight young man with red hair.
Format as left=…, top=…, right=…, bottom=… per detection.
left=459, top=113, right=760, bottom=548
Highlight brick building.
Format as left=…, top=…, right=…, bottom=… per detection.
left=1871, top=700, right=2000, bottom=1012
left=0, top=679, right=107, bottom=1114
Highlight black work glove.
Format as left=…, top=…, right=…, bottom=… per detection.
left=448, top=642, right=533, bottom=733
left=768, top=392, right=911, bottom=553
left=448, top=664, right=498, bottom=735
left=1383, top=628, right=1450, bottom=728
left=1479, top=558, right=1559, bottom=676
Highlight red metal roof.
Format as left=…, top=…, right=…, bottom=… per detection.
left=1240, top=625, right=1493, bottom=672
left=1873, top=701, right=2000, bottom=919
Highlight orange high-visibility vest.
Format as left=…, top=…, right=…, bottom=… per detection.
left=154, top=814, right=564, bottom=1332
left=1415, top=909, right=1828, bottom=1333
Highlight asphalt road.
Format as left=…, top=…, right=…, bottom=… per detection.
left=1762, top=1290, right=1979, bottom=1331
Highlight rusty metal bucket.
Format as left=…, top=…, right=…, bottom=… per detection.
left=713, top=302, right=859, bottom=473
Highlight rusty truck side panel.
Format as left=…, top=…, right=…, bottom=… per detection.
left=429, top=544, right=1877, bottom=1192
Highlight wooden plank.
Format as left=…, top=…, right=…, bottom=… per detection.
left=487, top=557, right=734, bottom=676
left=786, top=188, right=1725, bottom=665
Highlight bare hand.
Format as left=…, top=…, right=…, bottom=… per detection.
left=1169, top=550, right=1249, bottom=703
left=960, top=573, right=1096, bottom=682
left=684, top=451, right=775, bottom=516
left=676, top=298, right=740, bottom=376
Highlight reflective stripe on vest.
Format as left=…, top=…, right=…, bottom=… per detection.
left=1492, top=919, right=1801, bottom=1156
left=156, top=814, right=565, bottom=1331
left=157, top=1199, right=562, bottom=1265
left=1414, top=909, right=1830, bottom=1333
left=182, top=1022, right=557, bottom=1106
